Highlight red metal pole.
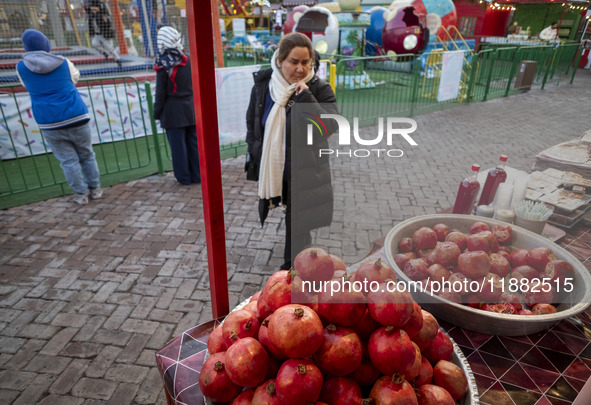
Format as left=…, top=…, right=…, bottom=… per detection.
left=212, top=0, right=225, bottom=68
left=110, top=0, right=128, bottom=56
left=186, top=0, right=230, bottom=318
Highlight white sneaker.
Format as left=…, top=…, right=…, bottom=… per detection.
left=73, top=193, right=89, bottom=205
left=89, top=187, right=103, bottom=200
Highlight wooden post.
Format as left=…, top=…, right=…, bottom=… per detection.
left=110, top=0, right=128, bottom=56
left=186, top=0, right=230, bottom=318
left=211, top=0, right=225, bottom=68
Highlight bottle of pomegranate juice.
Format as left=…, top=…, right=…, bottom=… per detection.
left=478, top=155, right=508, bottom=206
left=452, top=164, right=481, bottom=215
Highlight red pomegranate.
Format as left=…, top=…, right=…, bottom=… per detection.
left=317, top=277, right=367, bottom=327
left=422, top=330, right=453, bottom=364
left=411, top=310, right=439, bottom=351
left=222, top=309, right=261, bottom=347
left=491, top=224, right=513, bottom=244
left=526, top=247, right=557, bottom=272
left=258, top=317, right=287, bottom=360
left=369, top=376, right=418, bottom=405
left=347, top=345, right=381, bottom=387
left=413, top=227, right=438, bottom=250
left=432, top=360, right=469, bottom=400
left=399, top=237, right=415, bottom=253
left=257, top=270, right=293, bottom=320
left=416, top=384, right=455, bottom=405
left=199, top=352, right=243, bottom=403
left=329, top=254, right=347, bottom=271
left=250, top=291, right=262, bottom=302
left=457, top=251, right=490, bottom=278
left=475, top=273, right=504, bottom=302
left=403, top=258, right=430, bottom=281
left=313, top=324, right=363, bottom=376
left=510, top=249, right=529, bottom=268
left=319, top=377, right=365, bottom=405
left=489, top=253, right=511, bottom=277
left=354, top=258, right=397, bottom=290
left=498, top=292, right=522, bottom=311
left=225, top=337, right=270, bottom=387
left=368, top=326, right=416, bottom=378
left=402, top=303, right=424, bottom=339
left=267, top=304, right=324, bottom=358
left=533, top=303, right=557, bottom=314
left=252, top=379, right=283, bottom=404
left=294, top=247, right=335, bottom=282
left=405, top=342, right=422, bottom=380
left=352, top=308, right=381, bottom=340
left=275, top=359, right=324, bottom=405
left=207, top=325, right=227, bottom=355
left=433, top=242, right=461, bottom=267
left=394, top=253, right=412, bottom=269
left=510, top=265, right=539, bottom=282
left=445, top=231, right=467, bottom=251
left=466, top=231, right=496, bottom=253
left=522, top=282, right=555, bottom=307
left=412, top=355, right=433, bottom=388
left=366, top=283, right=414, bottom=327
left=432, top=223, right=450, bottom=241
left=542, top=260, right=575, bottom=284
left=426, top=264, right=451, bottom=283
left=469, top=221, right=490, bottom=234
left=230, top=388, right=255, bottom=404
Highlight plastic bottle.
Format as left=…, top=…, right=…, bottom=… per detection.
left=452, top=164, right=481, bottom=215
left=478, top=155, right=508, bottom=207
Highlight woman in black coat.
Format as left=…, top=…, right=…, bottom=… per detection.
left=245, top=33, right=338, bottom=270
left=154, top=26, right=200, bottom=185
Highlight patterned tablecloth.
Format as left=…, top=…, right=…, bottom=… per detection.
left=156, top=223, right=591, bottom=405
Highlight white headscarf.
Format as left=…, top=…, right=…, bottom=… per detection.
left=157, top=26, right=183, bottom=53
left=258, top=50, right=315, bottom=200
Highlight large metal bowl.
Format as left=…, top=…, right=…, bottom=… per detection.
left=384, top=214, right=591, bottom=336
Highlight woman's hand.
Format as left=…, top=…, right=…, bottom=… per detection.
left=295, top=80, right=309, bottom=95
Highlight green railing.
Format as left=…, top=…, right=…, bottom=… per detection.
left=0, top=42, right=582, bottom=209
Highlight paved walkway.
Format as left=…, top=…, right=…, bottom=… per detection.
left=1, top=69, right=590, bottom=404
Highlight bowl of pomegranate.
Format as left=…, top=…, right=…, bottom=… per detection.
left=384, top=214, right=591, bottom=336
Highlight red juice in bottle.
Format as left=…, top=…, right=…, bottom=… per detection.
left=478, top=155, right=508, bottom=206
left=453, top=164, right=481, bottom=215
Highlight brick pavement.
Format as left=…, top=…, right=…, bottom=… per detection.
left=0, top=68, right=590, bottom=404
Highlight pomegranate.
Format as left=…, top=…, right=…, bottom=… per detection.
left=495, top=249, right=511, bottom=261
left=432, top=360, right=468, bottom=400
left=542, top=260, right=575, bottom=284
left=252, top=380, right=283, bottom=404
left=411, top=310, right=439, bottom=351
left=398, top=237, right=415, bottom=253
left=267, top=304, right=324, bottom=358
left=522, top=282, right=555, bottom=307
left=222, top=309, right=261, bottom=347
left=463, top=293, right=482, bottom=309
left=510, top=265, right=539, bottom=282
left=258, top=317, right=287, bottom=360
left=445, top=231, right=467, bottom=251
left=348, top=345, right=381, bottom=387
left=319, top=377, right=364, bottom=405
left=369, top=376, right=418, bottom=405
left=265, top=356, right=282, bottom=380
left=475, top=273, right=504, bottom=302
left=366, top=284, right=414, bottom=327
left=482, top=302, right=517, bottom=314
left=422, top=330, right=453, bottom=364
left=199, top=352, right=243, bottom=403
left=352, top=308, right=381, bottom=340
left=526, top=247, right=557, bottom=272
left=329, top=254, right=347, bottom=271
left=317, top=276, right=366, bottom=327
left=250, top=291, right=262, bottom=302
left=491, top=224, right=513, bottom=244
left=432, top=223, right=450, bottom=241
left=230, top=388, right=255, bottom=404
left=412, top=356, right=433, bottom=388
left=275, top=359, right=323, bottom=405
left=225, top=337, right=270, bottom=387
left=447, top=272, right=470, bottom=295
left=403, top=258, right=430, bottom=281
left=435, top=287, right=462, bottom=304
left=416, top=249, right=436, bottom=266
left=489, top=253, right=511, bottom=277
left=416, top=384, right=455, bottom=405
left=413, top=227, right=438, bottom=250
left=469, top=221, right=490, bottom=234
left=499, top=292, right=523, bottom=311
left=510, top=249, right=529, bottom=268
left=401, top=251, right=418, bottom=260
left=402, top=303, right=424, bottom=339
left=518, top=309, right=534, bottom=315
left=354, top=258, right=397, bottom=289
left=533, top=303, right=557, bottom=314
left=433, top=242, right=461, bottom=268
left=394, top=253, right=412, bottom=270
left=257, top=270, right=293, bottom=320
left=294, top=247, right=335, bottom=282
left=242, top=301, right=258, bottom=315
left=457, top=251, right=490, bottom=278
left=368, top=326, right=416, bottom=378
left=405, top=342, right=422, bottom=380
left=207, top=325, right=227, bottom=355
left=466, top=231, right=496, bottom=253
left=313, top=324, right=363, bottom=376
left=426, top=264, right=451, bottom=283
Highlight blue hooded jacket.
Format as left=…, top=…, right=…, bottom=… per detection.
left=17, top=52, right=89, bottom=130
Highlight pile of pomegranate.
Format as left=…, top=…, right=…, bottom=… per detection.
left=201, top=247, right=470, bottom=404
left=393, top=221, right=575, bottom=316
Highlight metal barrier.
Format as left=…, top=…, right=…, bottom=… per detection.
left=1, top=43, right=583, bottom=209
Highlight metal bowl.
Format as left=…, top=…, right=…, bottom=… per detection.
left=384, top=214, right=591, bottom=336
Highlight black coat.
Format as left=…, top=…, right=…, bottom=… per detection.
left=86, top=0, right=115, bottom=39
left=245, top=68, right=338, bottom=234
left=154, top=58, right=196, bottom=129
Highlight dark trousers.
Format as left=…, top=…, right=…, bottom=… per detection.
left=166, top=126, right=200, bottom=185
left=283, top=180, right=311, bottom=265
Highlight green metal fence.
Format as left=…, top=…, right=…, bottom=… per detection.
left=0, top=42, right=583, bottom=209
